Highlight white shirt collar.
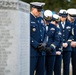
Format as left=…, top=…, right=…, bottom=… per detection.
left=61, top=21, right=65, bottom=25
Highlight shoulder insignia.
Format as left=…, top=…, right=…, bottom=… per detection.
left=50, top=28, right=55, bottom=30
left=66, top=26, right=71, bottom=29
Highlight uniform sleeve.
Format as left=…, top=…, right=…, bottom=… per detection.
left=58, top=37, right=63, bottom=52
left=42, top=26, right=48, bottom=44
left=50, top=27, right=60, bottom=50
left=56, top=29, right=63, bottom=52
left=67, top=24, right=74, bottom=44
left=30, top=17, right=39, bottom=48
left=31, top=37, right=39, bottom=48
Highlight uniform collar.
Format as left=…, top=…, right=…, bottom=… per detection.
left=31, top=12, right=36, bottom=18
left=61, top=21, right=65, bottom=25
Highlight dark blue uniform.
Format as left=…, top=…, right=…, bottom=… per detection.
left=45, top=23, right=60, bottom=75
left=54, top=27, right=62, bottom=75
left=30, top=13, right=46, bottom=75
left=59, top=20, right=73, bottom=75
left=71, top=20, right=76, bottom=75
left=38, top=16, right=45, bottom=26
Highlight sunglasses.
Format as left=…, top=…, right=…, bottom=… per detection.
left=62, top=16, right=67, bottom=18
left=37, top=9, right=42, bottom=12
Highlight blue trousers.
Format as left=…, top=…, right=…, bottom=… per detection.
left=54, top=55, right=62, bottom=75
left=30, top=56, right=45, bottom=75
left=45, top=55, right=56, bottom=75
left=62, top=51, right=71, bottom=75
left=71, top=49, right=76, bottom=75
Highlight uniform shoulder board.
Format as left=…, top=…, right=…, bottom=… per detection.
left=66, top=26, right=71, bottom=29
left=50, top=28, right=55, bottom=30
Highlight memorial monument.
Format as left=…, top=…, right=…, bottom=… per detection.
left=0, top=0, right=30, bottom=75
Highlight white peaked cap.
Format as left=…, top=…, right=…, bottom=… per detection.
left=30, top=2, right=45, bottom=7
left=53, top=14, right=60, bottom=20
left=59, top=9, right=67, bottom=13
left=44, top=10, right=52, bottom=17
left=67, top=8, right=76, bottom=15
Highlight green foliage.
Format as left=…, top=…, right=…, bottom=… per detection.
left=21, top=0, right=76, bottom=12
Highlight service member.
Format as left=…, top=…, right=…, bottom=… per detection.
left=43, top=10, right=60, bottom=75
left=51, top=14, right=62, bottom=75
left=58, top=9, right=73, bottom=75
left=67, top=8, right=76, bottom=75
left=30, top=2, right=46, bottom=75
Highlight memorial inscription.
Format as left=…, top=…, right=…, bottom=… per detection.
left=0, top=1, right=30, bottom=75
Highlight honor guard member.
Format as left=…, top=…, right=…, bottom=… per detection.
left=51, top=14, right=62, bottom=75
left=67, top=8, right=76, bottom=75
left=58, top=9, right=73, bottom=75
left=30, top=2, right=46, bottom=75
left=43, top=10, right=60, bottom=75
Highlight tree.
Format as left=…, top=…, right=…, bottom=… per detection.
left=21, top=0, right=76, bottom=12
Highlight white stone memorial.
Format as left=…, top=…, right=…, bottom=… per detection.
left=0, top=0, right=30, bottom=75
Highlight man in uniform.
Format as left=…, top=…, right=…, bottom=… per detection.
left=58, top=9, right=73, bottom=75
left=30, top=2, right=46, bottom=75
left=67, top=8, right=76, bottom=75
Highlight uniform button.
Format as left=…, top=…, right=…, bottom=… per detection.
left=63, top=39, right=65, bottom=41
left=41, top=35, right=42, bottom=36
left=63, top=35, right=65, bottom=36
left=40, top=30, right=42, bottom=32
left=63, top=30, right=64, bottom=32
left=32, top=40, right=34, bottom=42
left=41, top=39, right=43, bottom=41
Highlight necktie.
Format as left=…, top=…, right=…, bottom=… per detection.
left=46, top=25, right=48, bottom=32
left=46, top=25, right=48, bottom=42
left=62, top=22, right=65, bottom=28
